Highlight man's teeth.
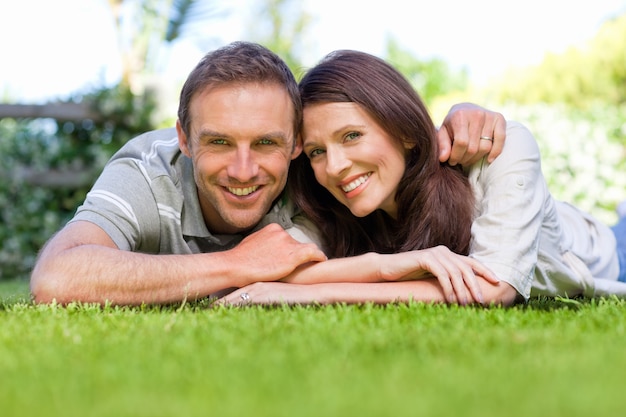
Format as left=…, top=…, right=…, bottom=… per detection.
left=341, top=173, right=371, bottom=193
left=228, top=185, right=259, bottom=196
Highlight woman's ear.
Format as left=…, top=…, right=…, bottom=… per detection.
left=291, top=134, right=303, bottom=160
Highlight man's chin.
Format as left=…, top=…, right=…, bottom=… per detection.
left=219, top=215, right=266, bottom=235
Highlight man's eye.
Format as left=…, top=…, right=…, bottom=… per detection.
left=258, top=138, right=274, bottom=145
left=211, top=139, right=228, bottom=145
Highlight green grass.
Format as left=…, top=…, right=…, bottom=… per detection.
left=1, top=279, right=625, bottom=417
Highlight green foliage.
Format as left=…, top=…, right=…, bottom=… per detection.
left=493, top=102, right=626, bottom=225
left=491, top=13, right=626, bottom=109
left=0, top=84, right=157, bottom=280
left=247, top=0, right=313, bottom=77
left=476, top=13, right=626, bottom=224
left=385, top=38, right=469, bottom=105
left=1, top=279, right=626, bottom=417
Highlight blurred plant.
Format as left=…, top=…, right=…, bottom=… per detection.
left=0, top=0, right=228, bottom=280
left=245, top=0, right=313, bottom=77
left=0, top=84, right=157, bottom=281
left=108, top=0, right=224, bottom=93
left=489, top=13, right=626, bottom=110
left=499, top=102, right=626, bottom=225
left=385, top=38, right=468, bottom=106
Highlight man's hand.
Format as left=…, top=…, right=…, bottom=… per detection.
left=225, top=223, right=327, bottom=286
left=437, top=102, right=506, bottom=166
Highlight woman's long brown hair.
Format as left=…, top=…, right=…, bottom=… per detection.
left=288, top=50, right=474, bottom=258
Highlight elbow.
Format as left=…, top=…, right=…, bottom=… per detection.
left=481, top=281, right=519, bottom=307
left=30, top=271, right=56, bottom=304
left=30, top=264, right=71, bottom=305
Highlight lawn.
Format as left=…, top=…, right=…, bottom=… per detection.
left=1, top=278, right=625, bottom=417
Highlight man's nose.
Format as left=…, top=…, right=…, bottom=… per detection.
left=227, top=146, right=259, bottom=182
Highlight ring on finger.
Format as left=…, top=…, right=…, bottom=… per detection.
left=480, top=136, right=493, bottom=142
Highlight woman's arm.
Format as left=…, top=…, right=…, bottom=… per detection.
left=281, top=246, right=500, bottom=305
left=217, top=279, right=518, bottom=307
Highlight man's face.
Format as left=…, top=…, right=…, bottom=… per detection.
left=177, top=83, right=301, bottom=234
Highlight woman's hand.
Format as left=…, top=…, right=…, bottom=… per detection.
left=377, top=246, right=500, bottom=305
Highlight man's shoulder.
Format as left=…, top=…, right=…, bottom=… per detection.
left=117, top=127, right=179, bottom=155
left=109, top=128, right=181, bottom=170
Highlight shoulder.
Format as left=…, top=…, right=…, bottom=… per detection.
left=105, top=127, right=181, bottom=178
left=111, top=128, right=179, bottom=161
left=468, top=121, right=542, bottom=180
left=502, top=121, right=541, bottom=160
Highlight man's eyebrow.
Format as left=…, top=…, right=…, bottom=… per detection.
left=194, top=129, right=291, bottom=143
left=257, top=131, right=290, bottom=142
left=196, top=128, right=229, bottom=139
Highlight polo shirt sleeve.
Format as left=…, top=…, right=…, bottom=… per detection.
left=468, top=121, right=547, bottom=299
left=70, top=158, right=161, bottom=252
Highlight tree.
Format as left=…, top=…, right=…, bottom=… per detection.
left=489, top=13, right=626, bottom=109
left=107, top=0, right=224, bottom=93
left=384, top=38, right=468, bottom=106
left=245, top=0, right=313, bottom=77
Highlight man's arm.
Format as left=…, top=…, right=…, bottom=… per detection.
left=30, top=221, right=326, bottom=305
left=437, top=102, right=506, bottom=166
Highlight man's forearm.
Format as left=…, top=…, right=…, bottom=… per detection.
left=30, top=221, right=326, bottom=306
left=30, top=245, right=245, bottom=305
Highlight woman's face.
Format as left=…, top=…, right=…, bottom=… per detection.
left=302, top=102, right=408, bottom=219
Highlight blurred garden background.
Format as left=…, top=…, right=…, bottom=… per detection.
left=1, top=0, right=626, bottom=283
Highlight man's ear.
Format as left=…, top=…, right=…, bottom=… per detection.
left=176, top=119, right=191, bottom=158
left=291, top=134, right=303, bottom=160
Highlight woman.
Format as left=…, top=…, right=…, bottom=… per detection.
left=219, top=50, right=626, bottom=306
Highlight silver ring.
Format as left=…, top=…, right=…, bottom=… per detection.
left=480, top=136, right=493, bottom=142
left=240, top=293, right=250, bottom=302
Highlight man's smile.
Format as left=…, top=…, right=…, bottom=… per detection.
left=226, top=185, right=260, bottom=196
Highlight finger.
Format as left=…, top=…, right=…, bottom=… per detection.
left=297, top=244, right=328, bottom=264
left=446, top=258, right=481, bottom=305
left=448, top=128, right=468, bottom=167
left=215, top=289, right=249, bottom=307
left=461, top=269, right=484, bottom=305
left=422, top=255, right=457, bottom=303
left=437, top=127, right=453, bottom=163
left=451, top=260, right=483, bottom=305
left=477, top=130, right=494, bottom=160
left=487, top=113, right=506, bottom=163
left=448, top=270, right=470, bottom=305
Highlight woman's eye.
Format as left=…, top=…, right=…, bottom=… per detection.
left=308, top=148, right=325, bottom=158
left=345, top=132, right=361, bottom=141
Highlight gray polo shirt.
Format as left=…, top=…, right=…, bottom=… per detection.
left=71, top=128, right=319, bottom=254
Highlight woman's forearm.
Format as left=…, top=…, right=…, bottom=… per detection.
left=283, top=253, right=384, bottom=284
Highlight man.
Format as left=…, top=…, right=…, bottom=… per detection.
left=30, top=42, right=505, bottom=306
